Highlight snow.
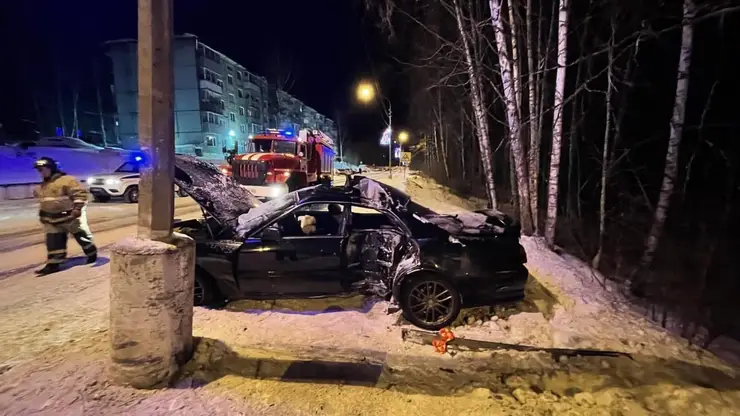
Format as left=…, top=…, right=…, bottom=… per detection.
left=0, top=145, right=131, bottom=185
left=1, top=169, right=740, bottom=415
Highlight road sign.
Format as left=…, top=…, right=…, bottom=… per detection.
left=380, top=127, right=392, bottom=146
left=401, top=151, right=411, bottom=165
left=394, top=146, right=402, bottom=159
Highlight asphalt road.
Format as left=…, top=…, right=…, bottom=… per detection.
left=0, top=196, right=202, bottom=277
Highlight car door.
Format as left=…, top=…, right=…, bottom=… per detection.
left=237, top=202, right=348, bottom=296
left=274, top=202, right=348, bottom=295
left=343, top=204, right=410, bottom=294
left=235, top=231, right=285, bottom=295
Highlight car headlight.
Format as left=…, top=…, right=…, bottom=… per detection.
left=269, top=184, right=286, bottom=197
left=105, top=179, right=120, bottom=185
left=87, top=177, right=95, bottom=184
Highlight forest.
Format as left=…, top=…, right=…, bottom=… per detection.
left=364, top=0, right=740, bottom=345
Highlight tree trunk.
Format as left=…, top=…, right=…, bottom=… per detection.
left=525, top=0, right=540, bottom=232
left=507, top=1, right=522, bottom=116
left=544, top=0, right=570, bottom=248
left=592, top=20, right=615, bottom=269
left=94, top=63, right=108, bottom=147
left=72, top=90, right=79, bottom=138
left=454, top=0, right=498, bottom=207
left=489, top=0, right=533, bottom=234
left=57, top=88, right=66, bottom=136
left=636, top=0, right=695, bottom=275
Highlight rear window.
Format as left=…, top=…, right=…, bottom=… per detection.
left=116, top=162, right=140, bottom=173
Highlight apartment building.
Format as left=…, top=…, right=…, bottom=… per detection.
left=104, top=34, right=336, bottom=158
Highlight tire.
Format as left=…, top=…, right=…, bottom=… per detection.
left=194, top=270, right=221, bottom=306
left=123, top=185, right=139, bottom=203
left=400, top=274, right=462, bottom=330
left=92, top=194, right=111, bottom=203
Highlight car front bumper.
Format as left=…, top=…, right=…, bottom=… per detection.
left=88, top=186, right=125, bottom=197
left=243, top=184, right=289, bottom=200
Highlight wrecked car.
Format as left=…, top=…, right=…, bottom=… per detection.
left=172, top=155, right=529, bottom=330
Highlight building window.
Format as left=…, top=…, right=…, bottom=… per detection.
left=251, top=123, right=260, bottom=135
left=227, top=65, right=232, bottom=72
left=230, top=112, right=236, bottom=122
left=205, top=135, right=217, bottom=147
left=237, top=89, right=243, bottom=98
left=229, top=93, right=235, bottom=104
left=220, top=100, right=225, bottom=110
left=216, top=79, right=223, bottom=88
left=239, top=106, right=245, bottom=116
left=227, top=75, right=233, bottom=85
left=240, top=124, right=247, bottom=133
left=236, top=71, right=242, bottom=81
left=203, top=112, right=220, bottom=125
left=247, top=109, right=253, bottom=117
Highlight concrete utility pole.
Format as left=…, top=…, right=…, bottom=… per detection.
left=109, top=0, right=195, bottom=389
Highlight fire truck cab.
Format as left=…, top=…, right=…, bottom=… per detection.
left=227, top=128, right=335, bottom=200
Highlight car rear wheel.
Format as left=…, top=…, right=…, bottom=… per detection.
left=92, top=194, right=111, bottom=203
left=400, top=274, right=461, bottom=330
left=124, top=185, right=139, bottom=203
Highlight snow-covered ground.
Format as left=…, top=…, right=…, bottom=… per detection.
left=0, top=171, right=738, bottom=415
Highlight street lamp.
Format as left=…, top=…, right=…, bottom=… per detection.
left=356, top=82, right=375, bottom=103
left=398, top=131, right=409, bottom=144
left=397, top=131, right=410, bottom=178
left=355, top=80, right=393, bottom=178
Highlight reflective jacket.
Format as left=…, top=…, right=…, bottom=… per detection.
left=34, top=173, right=88, bottom=224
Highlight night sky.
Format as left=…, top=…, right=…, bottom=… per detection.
left=0, top=0, right=406, bottom=149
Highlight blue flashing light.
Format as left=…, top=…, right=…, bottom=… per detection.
left=55, top=127, right=63, bottom=136
left=129, top=151, right=148, bottom=167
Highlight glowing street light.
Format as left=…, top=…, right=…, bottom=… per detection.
left=228, top=130, right=236, bottom=137
left=354, top=80, right=394, bottom=178
left=398, top=131, right=409, bottom=143
left=355, top=81, right=376, bottom=103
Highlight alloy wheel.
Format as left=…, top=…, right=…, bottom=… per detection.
left=407, top=281, right=455, bottom=326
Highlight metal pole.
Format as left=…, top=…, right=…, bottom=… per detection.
left=137, top=0, right=175, bottom=241
left=388, top=103, right=392, bottom=179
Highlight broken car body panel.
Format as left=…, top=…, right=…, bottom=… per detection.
left=172, top=156, right=529, bottom=329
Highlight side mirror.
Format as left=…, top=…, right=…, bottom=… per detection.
left=261, top=227, right=281, bottom=242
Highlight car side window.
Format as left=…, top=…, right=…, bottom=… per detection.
left=266, top=203, right=346, bottom=238
left=349, top=205, right=398, bottom=230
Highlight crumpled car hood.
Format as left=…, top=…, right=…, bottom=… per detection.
left=173, top=155, right=262, bottom=230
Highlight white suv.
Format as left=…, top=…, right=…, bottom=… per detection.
left=86, top=161, right=186, bottom=203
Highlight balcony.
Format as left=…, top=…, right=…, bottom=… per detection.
left=245, top=80, right=261, bottom=92
left=199, top=79, right=223, bottom=94
left=200, top=100, right=224, bottom=114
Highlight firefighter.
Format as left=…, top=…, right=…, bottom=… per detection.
left=33, top=157, right=97, bottom=275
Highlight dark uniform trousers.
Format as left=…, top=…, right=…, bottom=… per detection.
left=42, top=207, right=97, bottom=265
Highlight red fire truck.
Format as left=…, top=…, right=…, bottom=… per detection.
left=222, top=128, right=335, bottom=199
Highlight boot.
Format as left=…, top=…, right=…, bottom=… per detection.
left=86, top=254, right=97, bottom=264
left=35, top=264, right=61, bottom=276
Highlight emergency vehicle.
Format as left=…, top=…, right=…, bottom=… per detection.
left=222, top=128, right=335, bottom=199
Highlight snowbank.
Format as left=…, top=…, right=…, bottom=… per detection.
left=0, top=145, right=131, bottom=185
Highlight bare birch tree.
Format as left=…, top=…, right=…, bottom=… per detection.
left=633, top=0, right=696, bottom=288
left=544, top=0, right=570, bottom=247
left=488, top=0, right=534, bottom=235
left=453, top=0, right=498, bottom=207
left=592, top=18, right=616, bottom=269
left=525, top=0, right=540, bottom=231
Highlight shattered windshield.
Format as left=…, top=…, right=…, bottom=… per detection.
left=236, top=185, right=319, bottom=236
